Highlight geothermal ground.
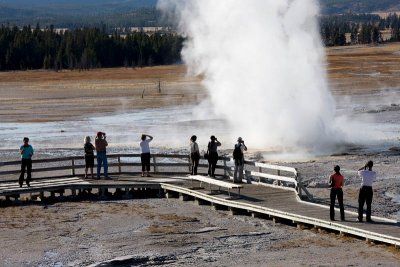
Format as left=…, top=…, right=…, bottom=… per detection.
left=1, top=44, right=400, bottom=266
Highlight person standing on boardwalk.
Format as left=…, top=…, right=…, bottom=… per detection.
left=233, top=137, right=247, bottom=183
left=357, top=160, right=376, bottom=222
left=140, top=134, right=153, bottom=177
left=84, top=136, right=95, bottom=179
left=190, top=135, right=200, bottom=175
left=207, top=135, right=221, bottom=178
left=19, top=137, right=34, bottom=187
left=95, top=132, right=110, bottom=180
left=329, top=165, right=345, bottom=221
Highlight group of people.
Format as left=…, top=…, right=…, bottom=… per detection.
left=18, top=135, right=377, bottom=222
left=83, top=132, right=154, bottom=180
left=329, top=160, right=376, bottom=223
left=189, top=135, right=247, bottom=183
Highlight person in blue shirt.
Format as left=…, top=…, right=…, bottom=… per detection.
left=19, top=137, right=34, bottom=187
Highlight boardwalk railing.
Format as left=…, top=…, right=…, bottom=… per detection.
left=0, top=153, right=312, bottom=199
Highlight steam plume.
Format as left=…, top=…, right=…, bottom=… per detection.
left=158, top=0, right=342, bottom=153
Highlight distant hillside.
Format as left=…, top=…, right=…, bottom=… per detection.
left=319, top=0, right=400, bottom=14
left=0, top=0, right=159, bottom=28
left=1, top=0, right=400, bottom=28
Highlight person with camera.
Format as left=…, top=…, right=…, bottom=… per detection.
left=95, top=131, right=110, bottom=180
left=207, top=135, right=221, bottom=178
left=329, top=165, right=345, bottom=221
left=233, top=137, right=247, bottom=183
left=140, top=134, right=153, bottom=177
left=19, top=137, right=34, bottom=187
left=357, top=160, right=376, bottom=222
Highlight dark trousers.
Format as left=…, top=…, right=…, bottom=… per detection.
left=19, top=158, right=32, bottom=186
left=358, top=186, right=373, bottom=221
left=191, top=152, right=200, bottom=175
left=207, top=152, right=218, bottom=177
left=330, top=188, right=345, bottom=220
left=141, top=153, right=151, bottom=172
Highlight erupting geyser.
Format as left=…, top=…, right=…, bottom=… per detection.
left=158, top=0, right=342, bottom=154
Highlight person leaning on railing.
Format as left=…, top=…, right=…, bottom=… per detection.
left=19, top=137, right=34, bottom=187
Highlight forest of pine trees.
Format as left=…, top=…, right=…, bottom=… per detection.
left=0, top=24, right=183, bottom=71
left=320, top=13, right=400, bottom=46
left=2, top=13, right=400, bottom=71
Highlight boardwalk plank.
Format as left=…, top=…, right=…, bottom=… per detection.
left=1, top=174, right=400, bottom=246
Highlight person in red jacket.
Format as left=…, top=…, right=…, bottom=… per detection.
left=329, top=165, right=345, bottom=221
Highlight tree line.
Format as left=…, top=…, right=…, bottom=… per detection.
left=0, top=24, right=183, bottom=71
left=320, top=13, right=400, bottom=46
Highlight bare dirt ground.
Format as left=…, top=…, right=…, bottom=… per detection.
left=1, top=199, right=399, bottom=267
left=2, top=43, right=400, bottom=266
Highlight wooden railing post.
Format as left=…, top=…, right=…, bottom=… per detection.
left=188, top=155, right=192, bottom=174
left=118, top=156, right=121, bottom=174
left=71, top=159, right=75, bottom=176
left=277, top=169, right=281, bottom=186
left=153, top=155, right=158, bottom=173
left=223, top=156, right=227, bottom=178
left=296, top=168, right=302, bottom=197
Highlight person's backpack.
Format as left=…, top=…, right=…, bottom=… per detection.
left=233, top=144, right=243, bottom=160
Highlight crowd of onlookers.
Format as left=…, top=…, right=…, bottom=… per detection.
left=18, top=135, right=376, bottom=222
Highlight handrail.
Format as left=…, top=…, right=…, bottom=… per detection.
left=0, top=153, right=312, bottom=199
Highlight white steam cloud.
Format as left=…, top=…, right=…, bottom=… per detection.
left=158, top=0, right=342, bottom=153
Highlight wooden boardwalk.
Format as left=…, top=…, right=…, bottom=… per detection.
left=1, top=174, right=400, bottom=247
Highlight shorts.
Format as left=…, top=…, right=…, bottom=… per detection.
left=85, top=155, right=94, bottom=168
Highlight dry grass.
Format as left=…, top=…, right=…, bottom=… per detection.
left=0, top=65, right=205, bottom=122
left=327, top=43, right=400, bottom=95
left=2, top=43, right=400, bottom=122
left=147, top=225, right=181, bottom=234
left=158, top=213, right=199, bottom=222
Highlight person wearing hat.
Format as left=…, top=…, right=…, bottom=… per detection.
left=207, top=135, right=221, bottom=178
left=233, top=137, right=247, bottom=183
left=357, top=160, right=376, bottom=222
left=19, top=137, right=34, bottom=187
left=95, top=132, right=110, bottom=180
left=329, top=165, right=345, bottom=221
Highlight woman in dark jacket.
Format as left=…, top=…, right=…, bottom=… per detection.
left=207, top=135, right=221, bottom=178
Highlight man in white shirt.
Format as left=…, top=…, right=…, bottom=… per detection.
left=357, top=160, right=376, bottom=222
left=140, top=134, right=153, bottom=177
